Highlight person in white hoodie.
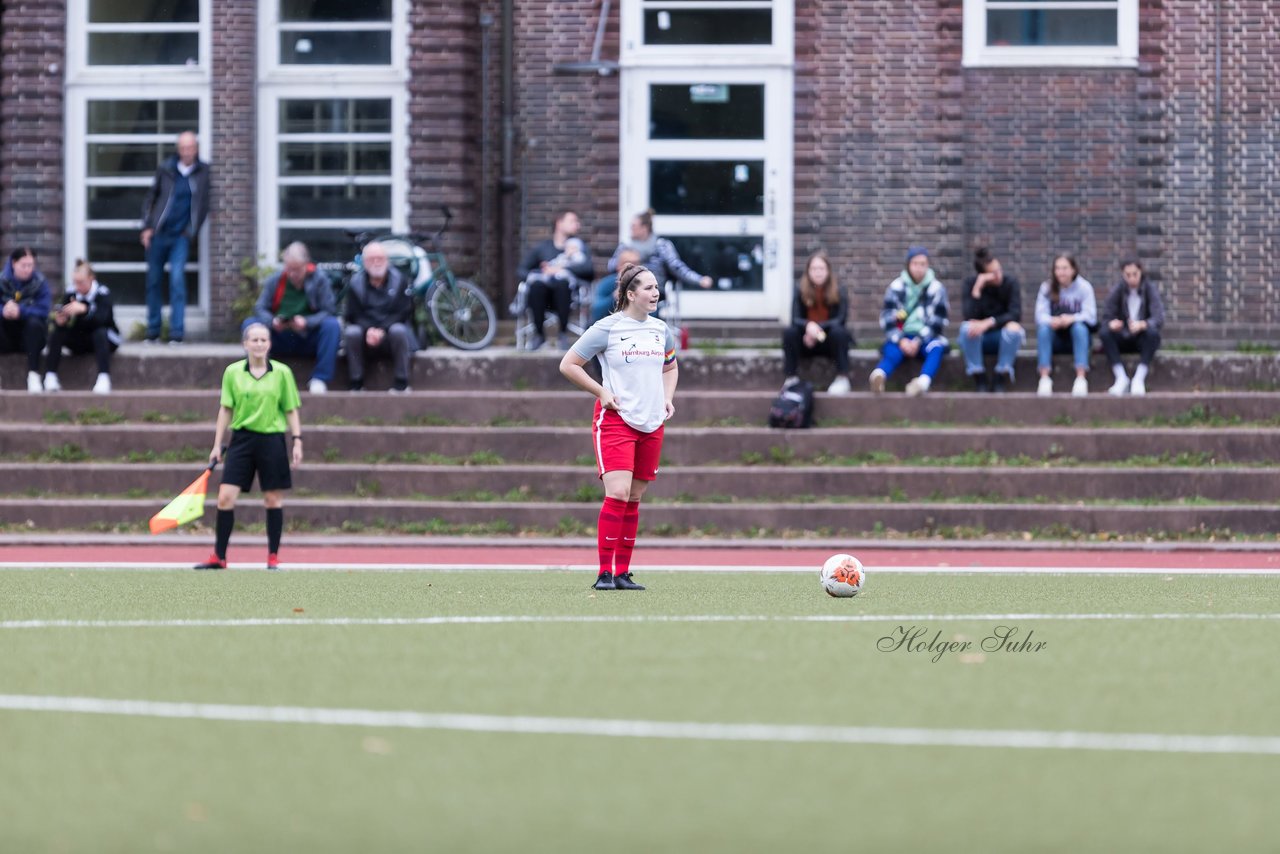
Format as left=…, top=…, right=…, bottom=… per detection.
left=1035, top=254, right=1096, bottom=397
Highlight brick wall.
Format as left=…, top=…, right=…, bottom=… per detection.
left=0, top=0, right=65, bottom=281
left=208, top=2, right=257, bottom=338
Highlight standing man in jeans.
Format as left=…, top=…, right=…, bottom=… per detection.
left=140, top=131, right=211, bottom=344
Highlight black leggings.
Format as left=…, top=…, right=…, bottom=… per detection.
left=527, top=277, right=572, bottom=330
left=0, top=316, right=47, bottom=372
left=46, top=325, right=116, bottom=374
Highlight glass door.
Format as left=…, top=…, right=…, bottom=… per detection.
left=621, top=67, right=792, bottom=320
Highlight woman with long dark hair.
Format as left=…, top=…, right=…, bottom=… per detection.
left=783, top=252, right=854, bottom=393
left=1035, top=254, right=1097, bottom=397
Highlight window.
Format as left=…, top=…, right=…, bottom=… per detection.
left=963, top=0, right=1138, bottom=67
left=80, top=0, right=204, bottom=68
left=263, top=0, right=404, bottom=73
left=623, top=1, right=793, bottom=65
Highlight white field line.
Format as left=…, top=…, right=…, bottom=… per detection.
left=2, top=561, right=1280, bottom=575
left=3, top=612, right=1280, bottom=631
left=0, top=693, right=1277, bottom=757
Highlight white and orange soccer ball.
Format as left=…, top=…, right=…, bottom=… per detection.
left=820, top=553, right=865, bottom=598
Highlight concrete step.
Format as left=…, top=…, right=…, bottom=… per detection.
left=6, top=390, right=1280, bottom=428
left=0, top=497, right=1270, bottom=536
left=5, top=463, right=1278, bottom=503
left=5, top=344, right=1280, bottom=392
left=3, top=423, right=1277, bottom=464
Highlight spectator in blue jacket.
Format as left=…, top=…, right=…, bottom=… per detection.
left=869, top=246, right=950, bottom=396
left=0, top=247, right=52, bottom=393
left=246, top=242, right=341, bottom=394
left=591, top=248, right=641, bottom=325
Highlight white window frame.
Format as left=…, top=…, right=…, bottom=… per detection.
left=256, top=85, right=409, bottom=266
left=621, top=1, right=794, bottom=69
left=259, top=0, right=408, bottom=83
left=67, top=0, right=211, bottom=80
left=963, top=0, right=1138, bottom=68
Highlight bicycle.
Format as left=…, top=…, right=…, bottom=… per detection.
left=319, top=206, right=497, bottom=351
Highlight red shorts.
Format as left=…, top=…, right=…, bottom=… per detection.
left=592, top=404, right=664, bottom=480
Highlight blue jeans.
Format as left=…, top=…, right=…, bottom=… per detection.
left=876, top=335, right=949, bottom=380
left=958, top=322, right=1024, bottom=375
left=145, top=232, right=190, bottom=341
left=1037, top=321, right=1091, bottom=370
left=241, top=316, right=342, bottom=383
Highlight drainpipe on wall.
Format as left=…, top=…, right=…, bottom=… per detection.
left=479, top=11, right=494, bottom=295
left=1212, top=0, right=1224, bottom=323
left=498, top=0, right=518, bottom=315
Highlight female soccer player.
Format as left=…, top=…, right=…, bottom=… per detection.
left=195, top=322, right=303, bottom=570
left=560, top=263, right=678, bottom=590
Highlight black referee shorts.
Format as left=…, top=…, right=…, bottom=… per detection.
left=222, top=429, right=292, bottom=492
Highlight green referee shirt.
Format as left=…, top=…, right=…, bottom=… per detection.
left=220, top=359, right=300, bottom=433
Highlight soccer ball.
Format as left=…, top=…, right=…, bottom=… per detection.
left=820, top=554, right=865, bottom=598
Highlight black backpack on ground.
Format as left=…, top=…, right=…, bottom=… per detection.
left=768, top=380, right=814, bottom=429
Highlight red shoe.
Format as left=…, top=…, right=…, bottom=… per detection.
left=267, top=553, right=280, bottom=571
left=193, top=554, right=227, bottom=570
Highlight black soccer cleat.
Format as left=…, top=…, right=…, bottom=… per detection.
left=613, top=572, right=645, bottom=591
left=593, top=573, right=617, bottom=591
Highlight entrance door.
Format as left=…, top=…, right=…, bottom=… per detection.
left=621, top=67, right=792, bottom=320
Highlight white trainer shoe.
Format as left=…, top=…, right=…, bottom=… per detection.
left=1130, top=376, right=1146, bottom=396
left=27, top=371, right=43, bottom=394
left=868, top=368, right=886, bottom=394
left=826, top=375, right=851, bottom=395
left=92, top=373, right=112, bottom=394
left=904, top=376, right=930, bottom=397
left=1036, top=375, right=1053, bottom=397
left=1072, top=375, right=1089, bottom=397
left=1108, top=376, right=1129, bottom=396
left=308, top=378, right=328, bottom=394
left=43, top=373, right=62, bottom=393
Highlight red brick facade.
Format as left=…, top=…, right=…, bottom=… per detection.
left=1, top=2, right=1276, bottom=338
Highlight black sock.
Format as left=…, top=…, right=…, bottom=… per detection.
left=266, top=507, right=283, bottom=555
left=215, top=509, right=234, bottom=559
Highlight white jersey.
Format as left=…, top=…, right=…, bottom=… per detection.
left=571, top=313, right=677, bottom=433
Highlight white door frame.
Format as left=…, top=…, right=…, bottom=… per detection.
left=621, top=67, right=792, bottom=321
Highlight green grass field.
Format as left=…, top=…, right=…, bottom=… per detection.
left=2, top=568, right=1278, bottom=853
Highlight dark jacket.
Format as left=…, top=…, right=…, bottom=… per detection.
left=961, top=274, right=1022, bottom=327
left=344, top=265, right=414, bottom=331
left=790, top=286, right=849, bottom=332
left=58, top=279, right=120, bottom=337
left=517, top=238, right=594, bottom=283
left=252, top=267, right=338, bottom=329
left=0, top=260, right=52, bottom=321
left=1101, top=278, right=1165, bottom=333
left=141, top=155, right=212, bottom=239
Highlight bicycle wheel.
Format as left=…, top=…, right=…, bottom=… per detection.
left=428, top=278, right=497, bottom=350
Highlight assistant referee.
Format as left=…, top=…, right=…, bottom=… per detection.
left=195, top=322, right=303, bottom=570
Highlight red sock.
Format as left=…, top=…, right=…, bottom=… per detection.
left=597, top=497, right=627, bottom=575
left=615, top=500, right=641, bottom=575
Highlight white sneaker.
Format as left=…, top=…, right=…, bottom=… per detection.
left=1072, top=375, right=1089, bottom=397
left=27, top=371, right=43, bottom=394
left=904, top=376, right=930, bottom=397
left=868, top=368, right=886, bottom=394
left=1108, top=376, right=1129, bottom=396
left=92, top=373, right=112, bottom=394
left=1130, top=376, right=1146, bottom=396
left=308, top=378, right=328, bottom=394
left=43, top=373, right=62, bottom=393
left=1037, top=375, right=1053, bottom=397
left=783, top=375, right=800, bottom=387
left=827, top=375, right=851, bottom=395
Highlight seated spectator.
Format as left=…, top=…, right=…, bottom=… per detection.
left=608, top=208, right=713, bottom=292
left=1100, top=259, right=1164, bottom=396
left=958, top=247, right=1025, bottom=393
left=343, top=241, right=417, bottom=393
left=43, top=259, right=121, bottom=394
left=0, top=247, right=52, bottom=394
left=517, top=210, right=594, bottom=350
left=1035, top=254, right=1097, bottom=397
left=246, top=241, right=340, bottom=394
left=869, top=246, right=950, bottom=396
left=591, top=248, right=641, bottom=325
left=783, top=252, right=855, bottom=394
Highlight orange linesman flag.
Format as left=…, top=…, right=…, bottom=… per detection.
left=149, top=461, right=217, bottom=534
